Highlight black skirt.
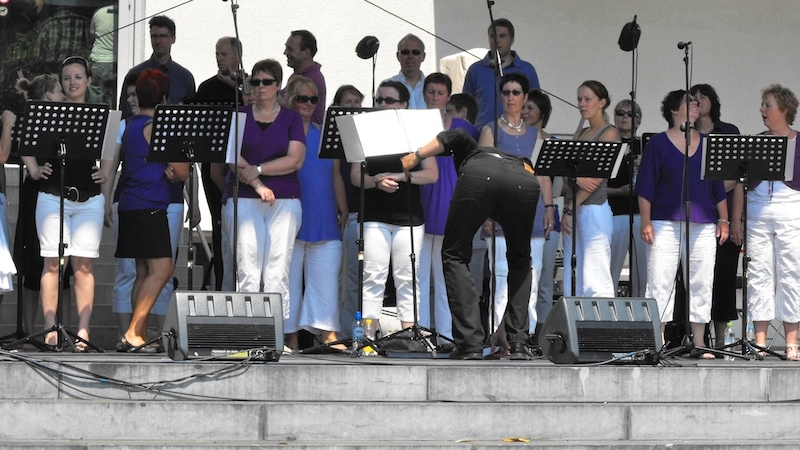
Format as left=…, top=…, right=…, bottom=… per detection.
left=115, top=209, right=172, bottom=259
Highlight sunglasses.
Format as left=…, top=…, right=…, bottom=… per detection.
left=399, top=49, right=422, bottom=56
left=294, top=95, right=319, bottom=104
left=249, top=78, right=278, bottom=87
left=615, top=110, right=638, bottom=118
left=376, top=96, right=401, bottom=105
left=501, top=89, right=523, bottom=97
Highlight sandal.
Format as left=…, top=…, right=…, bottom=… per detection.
left=785, top=343, right=800, bottom=361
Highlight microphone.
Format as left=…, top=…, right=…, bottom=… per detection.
left=618, top=15, right=641, bottom=52
left=677, top=41, right=692, bottom=50
left=680, top=122, right=693, bottom=132
left=356, top=36, right=380, bottom=59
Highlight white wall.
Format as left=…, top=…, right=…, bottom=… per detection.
left=123, top=0, right=800, bottom=137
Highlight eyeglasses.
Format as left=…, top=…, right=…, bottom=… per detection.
left=248, top=78, right=278, bottom=87
left=501, top=89, right=523, bottom=97
left=376, top=97, right=401, bottom=105
left=615, top=110, right=639, bottom=118
left=399, top=49, right=422, bottom=56
left=294, top=95, right=319, bottom=104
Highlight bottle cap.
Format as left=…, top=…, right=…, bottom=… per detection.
left=365, top=318, right=372, bottom=325
left=355, top=311, right=362, bottom=320
left=727, top=321, right=733, bottom=327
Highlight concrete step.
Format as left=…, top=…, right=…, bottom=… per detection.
left=0, top=355, right=796, bottom=447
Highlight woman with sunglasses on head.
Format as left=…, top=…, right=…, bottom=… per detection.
left=285, top=75, right=348, bottom=352
left=13, top=73, right=69, bottom=338
left=635, top=90, right=728, bottom=359
left=690, top=83, right=741, bottom=347
left=477, top=73, right=554, bottom=357
left=731, top=84, right=800, bottom=361
left=223, top=59, right=305, bottom=344
left=350, top=80, right=438, bottom=338
left=561, top=80, right=620, bottom=299
left=22, top=56, right=109, bottom=350
left=608, top=100, right=647, bottom=298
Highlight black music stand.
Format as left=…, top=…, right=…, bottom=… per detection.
left=5, top=101, right=111, bottom=352
left=535, top=139, right=626, bottom=296
left=703, top=134, right=791, bottom=359
left=147, top=104, right=233, bottom=291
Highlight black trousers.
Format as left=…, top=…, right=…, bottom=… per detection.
left=442, top=154, right=538, bottom=351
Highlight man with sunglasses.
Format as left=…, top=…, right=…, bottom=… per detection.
left=282, top=29, right=327, bottom=124
left=118, top=15, right=195, bottom=119
left=389, top=34, right=427, bottom=109
left=463, top=18, right=539, bottom=129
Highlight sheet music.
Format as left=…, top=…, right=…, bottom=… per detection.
left=223, top=112, right=249, bottom=164
left=335, top=109, right=443, bottom=162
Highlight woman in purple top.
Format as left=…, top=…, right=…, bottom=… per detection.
left=418, top=73, right=479, bottom=347
left=731, top=84, right=800, bottom=361
left=226, top=59, right=305, bottom=326
left=690, top=83, right=741, bottom=347
left=286, top=76, right=348, bottom=351
left=635, top=90, right=728, bottom=359
left=114, top=69, right=189, bottom=351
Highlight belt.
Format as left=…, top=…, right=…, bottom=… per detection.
left=484, top=152, right=535, bottom=175
left=44, top=185, right=99, bottom=202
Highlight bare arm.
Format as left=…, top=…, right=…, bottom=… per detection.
left=238, top=140, right=305, bottom=185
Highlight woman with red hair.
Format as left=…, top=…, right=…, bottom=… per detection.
left=113, top=68, right=189, bottom=351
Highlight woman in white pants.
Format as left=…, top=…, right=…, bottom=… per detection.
left=732, top=84, right=800, bottom=361
left=351, top=80, right=438, bottom=333
left=636, top=90, right=728, bottom=359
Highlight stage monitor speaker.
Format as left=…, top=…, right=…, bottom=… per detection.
left=162, top=290, right=283, bottom=361
left=540, top=297, right=662, bottom=364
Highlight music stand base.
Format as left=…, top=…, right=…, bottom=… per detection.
left=2, top=323, right=105, bottom=353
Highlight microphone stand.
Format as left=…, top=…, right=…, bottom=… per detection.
left=228, top=0, right=243, bottom=291
left=625, top=49, right=639, bottom=298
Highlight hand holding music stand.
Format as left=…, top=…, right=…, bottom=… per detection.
left=147, top=104, right=233, bottom=291
left=4, top=101, right=112, bottom=352
left=535, top=139, right=626, bottom=296
left=703, top=134, right=791, bottom=359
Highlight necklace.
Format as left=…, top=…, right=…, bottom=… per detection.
left=500, top=115, right=524, bottom=132
left=254, top=103, right=280, bottom=116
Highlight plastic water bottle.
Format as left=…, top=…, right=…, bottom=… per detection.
left=723, top=321, right=736, bottom=361
left=746, top=319, right=756, bottom=354
left=352, top=311, right=364, bottom=352
left=363, top=319, right=377, bottom=356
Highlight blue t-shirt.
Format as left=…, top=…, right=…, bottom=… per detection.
left=117, top=114, right=170, bottom=211
left=297, top=124, right=342, bottom=242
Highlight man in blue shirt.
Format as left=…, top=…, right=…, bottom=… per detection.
left=118, top=15, right=196, bottom=119
left=389, top=34, right=427, bottom=110
left=463, top=19, right=539, bottom=129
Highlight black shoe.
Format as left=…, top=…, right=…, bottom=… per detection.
left=448, top=347, right=484, bottom=360
left=509, top=342, right=532, bottom=360
left=119, top=337, right=158, bottom=354
left=438, top=342, right=457, bottom=353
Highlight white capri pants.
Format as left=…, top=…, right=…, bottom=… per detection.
left=418, top=233, right=451, bottom=339
left=486, top=235, right=544, bottom=333
left=645, top=220, right=716, bottom=324
left=36, top=192, right=104, bottom=258
left=287, top=239, right=343, bottom=334
left=361, top=221, right=424, bottom=324
left=746, top=216, right=800, bottom=323
left=562, top=202, right=615, bottom=298
left=235, top=197, right=301, bottom=320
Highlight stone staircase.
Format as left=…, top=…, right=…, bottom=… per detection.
left=0, top=354, right=797, bottom=448
left=0, top=165, right=209, bottom=350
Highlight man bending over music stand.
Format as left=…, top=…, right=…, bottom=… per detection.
left=402, top=128, right=553, bottom=360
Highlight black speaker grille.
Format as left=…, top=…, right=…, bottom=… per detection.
left=576, top=321, right=656, bottom=353
left=186, top=317, right=277, bottom=352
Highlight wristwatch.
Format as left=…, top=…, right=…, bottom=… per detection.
left=256, top=164, right=263, bottom=174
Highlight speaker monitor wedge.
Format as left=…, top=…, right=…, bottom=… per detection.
left=162, top=290, right=284, bottom=361
left=540, top=297, right=662, bottom=364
